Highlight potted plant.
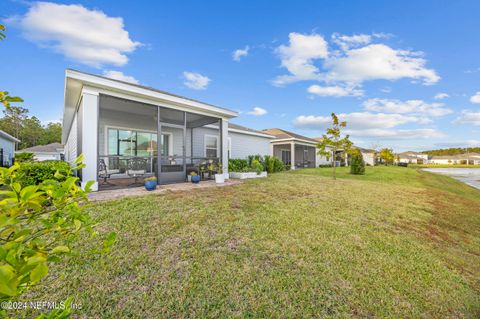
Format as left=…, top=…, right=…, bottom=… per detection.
left=144, top=176, right=157, bottom=191
left=214, top=163, right=225, bottom=184
left=190, top=172, right=200, bottom=184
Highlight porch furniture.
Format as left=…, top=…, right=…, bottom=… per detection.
left=98, top=159, right=120, bottom=185
left=127, top=157, right=148, bottom=186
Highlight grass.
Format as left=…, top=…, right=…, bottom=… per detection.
left=19, top=166, right=480, bottom=318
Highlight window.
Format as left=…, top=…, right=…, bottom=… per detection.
left=107, top=128, right=169, bottom=156
left=205, top=135, right=218, bottom=158
left=281, top=150, right=291, bottom=165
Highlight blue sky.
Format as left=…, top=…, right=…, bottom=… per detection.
left=1, top=0, right=479, bottom=151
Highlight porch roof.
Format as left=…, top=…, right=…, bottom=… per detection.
left=63, top=69, right=239, bottom=142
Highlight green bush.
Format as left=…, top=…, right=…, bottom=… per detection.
left=251, top=159, right=264, bottom=175
left=228, top=159, right=249, bottom=172
left=15, top=160, right=72, bottom=186
left=350, top=151, right=365, bottom=175
left=15, top=152, right=34, bottom=163
left=264, top=155, right=285, bottom=173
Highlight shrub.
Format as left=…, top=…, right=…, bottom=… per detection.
left=264, top=155, right=285, bottom=173
left=247, top=155, right=265, bottom=169
left=15, top=160, right=72, bottom=186
left=15, top=152, right=34, bottom=163
left=228, top=159, right=249, bottom=172
left=251, top=159, right=264, bottom=175
left=350, top=150, right=365, bottom=175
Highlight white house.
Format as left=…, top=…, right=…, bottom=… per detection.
left=356, top=147, right=377, bottom=166
left=429, top=153, right=480, bottom=165
left=397, top=151, right=429, bottom=164
left=16, top=143, right=64, bottom=161
left=62, top=69, right=273, bottom=191
left=0, top=129, right=19, bottom=167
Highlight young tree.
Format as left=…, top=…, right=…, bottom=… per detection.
left=317, top=113, right=353, bottom=180
left=379, top=148, right=395, bottom=165
left=350, top=149, right=365, bottom=175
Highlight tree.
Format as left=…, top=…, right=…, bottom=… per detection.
left=316, top=113, right=353, bottom=180
left=20, top=116, right=43, bottom=148
left=0, top=105, right=28, bottom=144
left=41, top=121, right=62, bottom=145
left=350, top=149, right=365, bottom=175
left=379, top=148, right=395, bottom=165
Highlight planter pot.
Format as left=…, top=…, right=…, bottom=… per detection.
left=191, top=175, right=200, bottom=183
left=215, top=173, right=225, bottom=184
left=187, top=175, right=192, bottom=182
left=144, top=180, right=157, bottom=191
left=229, top=172, right=268, bottom=180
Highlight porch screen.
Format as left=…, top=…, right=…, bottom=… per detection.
left=107, top=128, right=169, bottom=156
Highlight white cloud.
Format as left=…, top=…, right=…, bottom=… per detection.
left=294, top=113, right=443, bottom=140
left=470, top=91, right=480, bottom=104
left=103, top=70, right=139, bottom=84
left=434, top=92, right=449, bottom=100
left=273, top=32, right=328, bottom=86
left=454, top=110, right=480, bottom=126
left=273, top=32, right=439, bottom=90
left=183, top=72, right=211, bottom=90
left=8, top=2, right=140, bottom=67
left=294, top=112, right=429, bottom=130
left=363, top=98, right=452, bottom=117
left=247, top=107, right=267, bottom=116
left=233, top=46, right=249, bottom=61
left=308, top=84, right=363, bottom=97
left=332, top=33, right=372, bottom=50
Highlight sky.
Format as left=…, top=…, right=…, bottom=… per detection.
left=1, top=0, right=479, bottom=152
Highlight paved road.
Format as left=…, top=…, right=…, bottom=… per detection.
left=422, top=168, right=480, bottom=190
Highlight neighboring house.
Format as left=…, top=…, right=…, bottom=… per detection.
left=396, top=151, right=429, bottom=164
left=16, top=143, right=64, bottom=161
left=355, top=147, right=377, bottom=166
left=62, top=69, right=273, bottom=191
left=0, top=129, right=20, bottom=167
left=262, top=128, right=331, bottom=169
left=429, top=153, right=480, bottom=165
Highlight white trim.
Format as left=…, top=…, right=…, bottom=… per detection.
left=104, top=125, right=173, bottom=156
left=204, top=134, right=219, bottom=158
left=271, top=137, right=318, bottom=146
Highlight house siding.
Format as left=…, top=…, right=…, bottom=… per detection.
left=0, top=136, right=15, bottom=166
left=65, top=114, right=77, bottom=165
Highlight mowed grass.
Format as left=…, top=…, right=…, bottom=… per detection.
left=21, top=167, right=480, bottom=318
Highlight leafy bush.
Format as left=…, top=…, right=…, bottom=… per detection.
left=247, top=155, right=265, bottom=169
left=0, top=155, right=116, bottom=317
left=15, top=160, right=71, bottom=186
left=228, top=159, right=249, bottom=172
left=251, top=159, right=264, bottom=175
left=14, top=152, right=34, bottom=163
left=264, top=155, right=285, bottom=173
left=350, top=150, right=365, bottom=175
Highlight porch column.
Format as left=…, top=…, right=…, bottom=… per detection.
left=290, top=142, right=295, bottom=170
left=220, top=118, right=229, bottom=177
left=80, top=89, right=99, bottom=191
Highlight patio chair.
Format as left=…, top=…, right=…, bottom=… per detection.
left=98, top=159, right=120, bottom=185
left=127, top=157, right=148, bottom=186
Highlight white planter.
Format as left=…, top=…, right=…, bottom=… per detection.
left=187, top=175, right=192, bottom=182
left=215, top=173, right=225, bottom=183
left=229, top=171, right=267, bottom=179
left=223, top=172, right=230, bottom=180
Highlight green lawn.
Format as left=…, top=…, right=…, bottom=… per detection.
left=21, top=167, right=480, bottom=318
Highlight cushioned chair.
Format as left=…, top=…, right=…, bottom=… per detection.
left=98, top=159, right=120, bottom=185
left=126, top=157, right=147, bottom=186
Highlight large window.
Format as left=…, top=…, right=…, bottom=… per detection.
left=204, top=135, right=218, bottom=158
left=107, top=128, right=170, bottom=156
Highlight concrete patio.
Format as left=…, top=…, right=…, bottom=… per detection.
left=88, top=179, right=242, bottom=202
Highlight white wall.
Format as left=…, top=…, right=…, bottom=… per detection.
left=362, top=152, right=376, bottom=166
left=0, top=136, right=15, bottom=165
left=64, top=113, right=77, bottom=165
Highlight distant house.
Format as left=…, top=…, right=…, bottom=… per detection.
left=0, top=129, right=20, bottom=167
left=355, top=147, right=377, bottom=166
left=262, top=128, right=332, bottom=169
left=396, top=151, right=429, bottom=164
left=16, top=143, right=64, bottom=161
left=429, top=153, right=480, bottom=165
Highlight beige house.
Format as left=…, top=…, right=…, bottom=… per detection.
left=396, top=151, right=429, bottom=164
left=429, top=153, right=480, bottom=165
